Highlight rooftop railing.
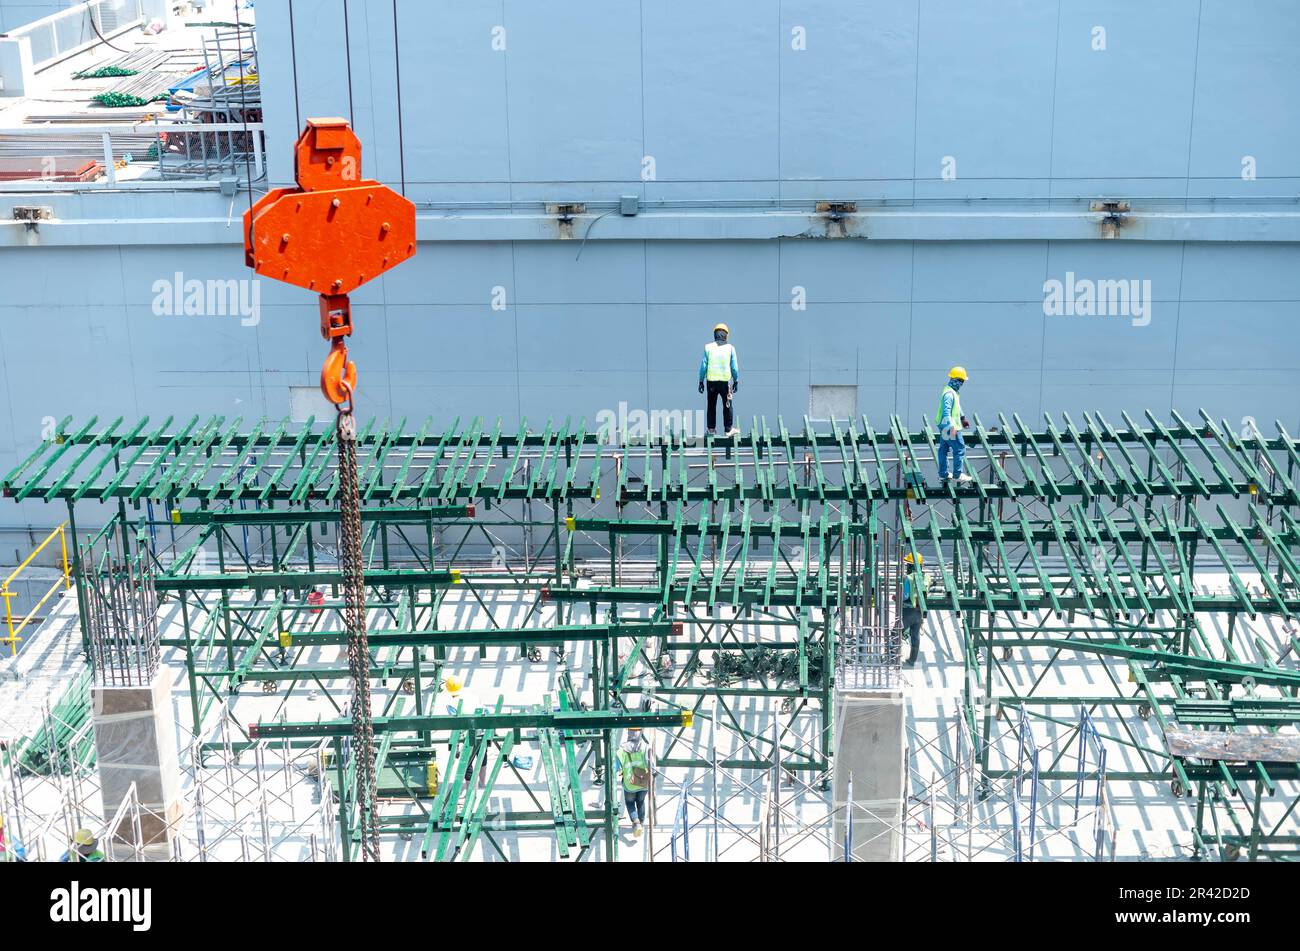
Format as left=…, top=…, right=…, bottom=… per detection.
left=0, top=120, right=265, bottom=187
left=0, top=0, right=146, bottom=96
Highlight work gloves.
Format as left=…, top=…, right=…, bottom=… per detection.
left=700, top=380, right=739, bottom=394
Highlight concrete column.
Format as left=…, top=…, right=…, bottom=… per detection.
left=92, top=672, right=182, bottom=860
left=832, top=688, right=906, bottom=862
left=0, top=35, right=34, bottom=98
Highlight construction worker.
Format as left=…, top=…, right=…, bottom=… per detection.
left=616, top=727, right=652, bottom=838
left=443, top=676, right=482, bottom=722
left=59, top=828, right=104, bottom=863
left=0, top=814, right=26, bottom=861
left=699, top=323, right=740, bottom=437
left=936, top=366, right=973, bottom=485
left=443, top=676, right=488, bottom=788
left=901, top=552, right=926, bottom=666
left=442, top=674, right=467, bottom=714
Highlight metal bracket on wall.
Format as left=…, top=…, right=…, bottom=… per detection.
left=1091, top=199, right=1131, bottom=239
left=815, top=201, right=857, bottom=220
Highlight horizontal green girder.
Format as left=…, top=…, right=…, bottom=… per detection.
left=1049, top=639, right=1300, bottom=688
left=248, top=708, right=689, bottom=740
left=175, top=504, right=474, bottom=525
left=154, top=567, right=460, bottom=592
left=199, top=621, right=675, bottom=653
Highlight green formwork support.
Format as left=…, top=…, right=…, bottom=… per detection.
left=5, top=410, right=1299, bottom=860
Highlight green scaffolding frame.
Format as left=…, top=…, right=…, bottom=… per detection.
left=5, top=407, right=1298, bottom=860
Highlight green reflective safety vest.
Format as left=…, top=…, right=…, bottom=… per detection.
left=617, top=747, right=650, bottom=790
left=705, top=342, right=735, bottom=382
left=935, top=385, right=962, bottom=431
left=903, top=575, right=920, bottom=609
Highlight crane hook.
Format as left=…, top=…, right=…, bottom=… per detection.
left=322, top=339, right=357, bottom=412
left=319, top=293, right=357, bottom=411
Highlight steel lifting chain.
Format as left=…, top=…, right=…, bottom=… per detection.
left=336, top=400, right=380, bottom=861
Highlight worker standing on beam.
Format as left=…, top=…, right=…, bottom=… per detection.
left=699, top=323, right=740, bottom=438
left=901, top=552, right=926, bottom=666
left=936, top=366, right=973, bottom=485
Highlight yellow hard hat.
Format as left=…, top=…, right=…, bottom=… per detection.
left=73, top=828, right=95, bottom=847
left=444, top=676, right=462, bottom=694
left=713, top=323, right=730, bottom=335
left=948, top=366, right=968, bottom=381
left=903, top=551, right=923, bottom=565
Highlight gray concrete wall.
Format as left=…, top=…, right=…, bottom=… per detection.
left=833, top=688, right=906, bottom=861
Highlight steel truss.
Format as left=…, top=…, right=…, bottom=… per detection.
left=4, top=408, right=1299, bottom=860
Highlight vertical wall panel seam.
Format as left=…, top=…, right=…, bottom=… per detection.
left=1170, top=241, right=1186, bottom=415
left=640, top=0, right=650, bottom=412
left=114, top=246, right=141, bottom=419
left=343, top=0, right=355, bottom=125
left=288, top=0, right=301, bottom=134
left=1045, top=0, right=1062, bottom=205
left=391, top=0, right=406, bottom=195
left=502, top=2, right=520, bottom=422
left=1183, top=0, right=1204, bottom=208
left=1037, top=241, right=1050, bottom=419
left=908, top=0, right=921, bottom=203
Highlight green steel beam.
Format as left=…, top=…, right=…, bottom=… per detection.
left=249, top=708, right=691, bottom=740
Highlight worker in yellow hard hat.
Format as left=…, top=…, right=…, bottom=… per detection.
left=442, top=675, right=475, bottom=715
left=442, top=675, right=486, bottom=787
left=59, top=828, right=104, bottom=863
left=936, top=366, right=973, bottom=486
left=699, top=322, right=740, bottom=438
left=901, top=552, right=926, bottom=666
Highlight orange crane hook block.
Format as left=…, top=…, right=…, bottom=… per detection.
left=243, top=118, right=416, bottom=408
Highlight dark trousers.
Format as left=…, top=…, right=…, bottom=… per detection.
left=901, top=606, right=924, bottom=665
left=624, top=788, right=647, bottom=821
left=706, top=380, right=733, bottom=432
